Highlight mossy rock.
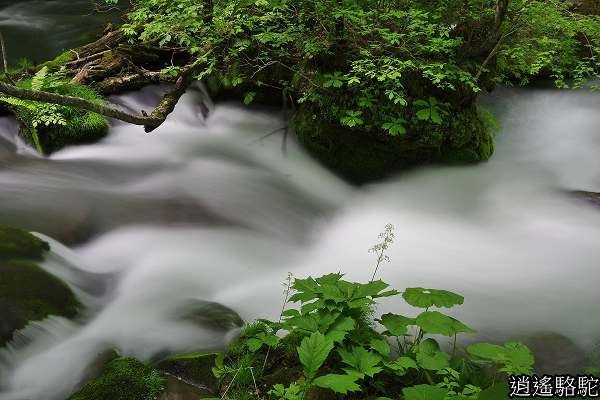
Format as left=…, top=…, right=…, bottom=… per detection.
left=69, top=358, right=165, bottom=400
left=1, top=80, right=109, bottom=155
left=0, top=259, right=79, bottom=345
left=294, top=105, right=495, bottom=184
left=17, top=83, right=109, bottom=154
left=156, top=352, right=218, bottom=393
left=0, top=224, right=50, bottom=261
left=0, top=225, right=79, bottom=346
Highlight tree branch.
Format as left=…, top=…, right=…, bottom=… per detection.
left=0, top=67, right=195, bottom=132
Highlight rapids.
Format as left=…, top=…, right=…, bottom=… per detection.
left=0, top=83, right=598, bottom=399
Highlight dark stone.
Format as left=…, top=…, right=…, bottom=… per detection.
left=293, top=105, right=494, bottom=184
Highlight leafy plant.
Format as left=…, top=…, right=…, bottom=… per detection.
left=207, top=225, right=535, bottom=399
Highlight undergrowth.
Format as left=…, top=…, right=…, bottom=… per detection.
left=206, top=225, right=533, bottom=399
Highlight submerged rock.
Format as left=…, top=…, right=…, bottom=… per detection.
left=0, top=225, right=79, bottom=345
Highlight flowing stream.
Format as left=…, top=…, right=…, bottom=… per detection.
left=0, top=2, right=600, bottom=400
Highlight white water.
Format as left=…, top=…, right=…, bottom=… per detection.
left=0, top=84, right=599, bottom=399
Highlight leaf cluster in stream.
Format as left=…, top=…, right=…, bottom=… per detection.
left=209, top=273, right=534, bottom=399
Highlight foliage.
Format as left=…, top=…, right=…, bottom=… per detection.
left=116, top=0, right=599, bottom=144
left=68, top=358, right=164, bottom=400
left=206, top=225, right=534, bottom=399
left=0, top=67, right=109, bottom=154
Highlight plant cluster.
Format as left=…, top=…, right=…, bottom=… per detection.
left=209, top=272, right=534, bottom=399
left=117, top=0, right=599, bottom=139
left=204, top=225, right=532, bottom=399
left=0, top=66, right=108, bottom=153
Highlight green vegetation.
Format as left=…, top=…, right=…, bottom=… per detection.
left=0, top=224, right=50, bottom=260
left=111, top=0, right=599, bottom=180
left=0, top=225, right=79, bottom=345
left=195, top=225, right=533, bottom=399
left=68, top=357, right=165, bottom=400
left=0, top=66, right=108, bottom=154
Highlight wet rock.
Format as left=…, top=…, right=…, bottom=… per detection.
left=158, top=374, right=215, bottom=400
left=176, top=300, right=244, bottom=332
left=156, top=353, right=218, bottom=393
left=0, top=225, right=79, bottom=346
left=522, top=332, right=587, bottom=374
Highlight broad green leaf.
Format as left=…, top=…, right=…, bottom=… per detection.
left=246, top=338, right=263, bottom=352
left=477, top=382, right=509, bottom=400
left=466, top=343, right=505, bottom=361
left=243, top=91, right=256, bottom=105
left=325, top=316, right=356, bottom=344
left=387, top=356, right=418, bottom=375
left=403, top=384, right=448, bottom=400
left=380, top=313, right=415, bottom=336
left=298, top=332, right=334, bottom=380
left=402, top=287, right=464, bottom=308
left=369, top=338, right=391, bottom=357
left=338, top=346, right=383, bottom=377
left=353, top=280, right=390, bottom=299
left=467, top=342, right=534, bottom=375
left=415, top=108, right=431, bottom=121
left=313, top=373, right=361, bottom=394
left=416, top=348, right=450, bottom=370
left=416, top=311, right=475, bottom=336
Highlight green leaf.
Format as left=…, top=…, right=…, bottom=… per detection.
left=415, top=108, right=431, bottom=121
left=403, top=288, right=464, bottom=308
left=243, top=91, right=256, bottom=105
left=313, top=373, right=361, bottom=394
left=416, top=348, right=450, bottom=370
left=340, top=110, right=364, bottom=127
left=369, top=338, right=391, bottom=357
left=477, top=382, right=509, bottom=400
left=380, top=313, right=415, bottom=336
left=382, top=120, right=407, bottom=136
left=416, top=311, right=475, bottom=336
left=338, top=346, right=383, bottom=377
left=387, top=356, right=418, bottom=375
left=325, top=316, right=355, bottom=344
left=467, top=342, right=534, bottom=375
left=247, top=338, right=263, bottom=352
left=298, top=332, right=334, bottom=380
left=403, top=384, right=448, bottom=400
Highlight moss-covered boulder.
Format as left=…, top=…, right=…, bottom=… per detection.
left=0, top=225, right=50, bottom=260
left=0, top=225, right=79, bottom=345
left=69, top=358, right=165, bottom=400
left=11, top=83, right=109, bottom=155
left=294, top=105, right=495, bottom=183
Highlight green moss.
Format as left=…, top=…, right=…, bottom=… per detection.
left=156, top=352, right=218, bottom=392
left=8, top=81, right=109, bottom=154
left=294, top=105, right=495, bottom=183
left=0, top=225, right=50, bottom=261
left=39, top=51, right=74, bottom=71
left=0, top=259, right=79, bottom=345
left=0, top=225, right=79, bottom=345
left=69, top=358, right=165, bottom=400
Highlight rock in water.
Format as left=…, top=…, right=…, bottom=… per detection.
left=0, top=225, right=79, bottom=345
